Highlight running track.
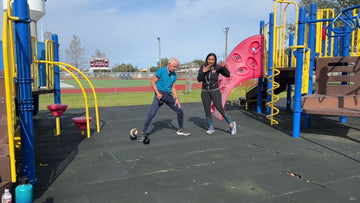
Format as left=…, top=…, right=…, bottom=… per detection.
left=60, top=83, right=202, bottom=94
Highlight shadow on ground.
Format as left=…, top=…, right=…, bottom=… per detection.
left=33, top=110, right=90, bottom=199
left=242, top=103, right=360, bottom=143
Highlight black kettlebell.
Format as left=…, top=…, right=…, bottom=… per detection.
left=158, top=98, right=164, bottom=106
left=130, top=134, right=138, bottom=140
left=143, top=136, right=150, bottom=144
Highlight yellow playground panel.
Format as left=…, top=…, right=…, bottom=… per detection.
left=273, top=0, right=299, bottom=69
left=316, top=9, right=335, bottom=57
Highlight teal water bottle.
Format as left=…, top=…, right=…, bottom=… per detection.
left=15, top=176, right=33, bottom=203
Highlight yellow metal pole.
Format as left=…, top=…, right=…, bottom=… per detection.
left=2, top=11, right=17, bottom=182
left=56, top=62, right=101, bottom=133
left=56, top=117, right=61, bottom=136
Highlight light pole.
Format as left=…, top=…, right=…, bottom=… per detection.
left=223, top=27, right=230, bottom=60
left=157, top=37, right=161, bottom=68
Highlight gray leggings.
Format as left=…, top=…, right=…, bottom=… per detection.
left=201, top=89, right=230, bottom=125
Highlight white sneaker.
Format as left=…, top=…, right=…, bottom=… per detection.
left=177, top=128, right=191, bottom=136
left=139, top=132, right=145, bottom=142
left=206, top=126, right=215, bottom=135
left=230, top=121, right=236, bottom=135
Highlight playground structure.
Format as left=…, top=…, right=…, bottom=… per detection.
left=0, top=0, right=100, bottom=191
left=219, top=1, right=360, bottom=138
left=1, top=0, right=360, bottom=196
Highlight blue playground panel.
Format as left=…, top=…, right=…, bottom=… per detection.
left=37, top=42, right=46, bottom=87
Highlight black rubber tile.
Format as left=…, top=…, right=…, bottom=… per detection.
left=32, top=103, right=360, bottom=203
left=285, top=186, right=353, bottom=202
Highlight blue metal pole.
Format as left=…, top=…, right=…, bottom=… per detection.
left=292, top=7, right=307, bottom=138
left=304, top=2, right=317, bottom=128
left=14, top=0, right=37, bottom=184
left=339, top=27, right=345, bottom=56
left=267, top=12, right=274, bottom=116
left=308, top=2, right=316, bottom=95
left=340, top=11, right=352, bottom=124
left=343, top=24, right=351, bottom=56
left=37, top=42, right=46, bottom=86
left=334, top=35, right=338, bottom=56
left=288, top=34, right=294, bottom=66
left=52, top=34, right=61, bottom=104
left=287, top=33, right=294, bottom=111
left=257, top=20, right=265, bottom=114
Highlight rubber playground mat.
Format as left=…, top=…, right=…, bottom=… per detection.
left=33, top=101, right=360, bottom=202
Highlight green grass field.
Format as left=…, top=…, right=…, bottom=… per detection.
left=39, top=78, right=286, bottom=110
left=39, top=89, right=206, bottom=110
left=39, top=78, right=207, bottom=110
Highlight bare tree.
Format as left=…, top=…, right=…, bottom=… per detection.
left=65, top=35, right=88, bottom=70
left=92, top=49, right=106, bottom=58
left=43, top=31, right=53, bottom=41
left=299, top=0, right=360, bottom=14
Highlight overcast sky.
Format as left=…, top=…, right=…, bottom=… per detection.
left=1, top=0, right=286, bottom=69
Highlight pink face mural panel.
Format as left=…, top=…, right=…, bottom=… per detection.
left=212, top=34, right=264, bottom=119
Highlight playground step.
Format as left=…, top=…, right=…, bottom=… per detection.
left=243, top=84, right=267, bottom=103
left=32, top=89, right=55, bottom=95
left=276, top=67, right=296, bottom=84
left=302, top=94, right=360, bottom=117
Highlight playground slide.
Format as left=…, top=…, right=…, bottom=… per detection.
left=212, top=34, right=264, bottom=119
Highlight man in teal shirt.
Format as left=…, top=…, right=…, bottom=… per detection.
left=140, top=57, right=191, bottom=142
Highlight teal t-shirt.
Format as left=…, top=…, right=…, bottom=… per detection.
left=155, top=67, right=177, bottom=92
